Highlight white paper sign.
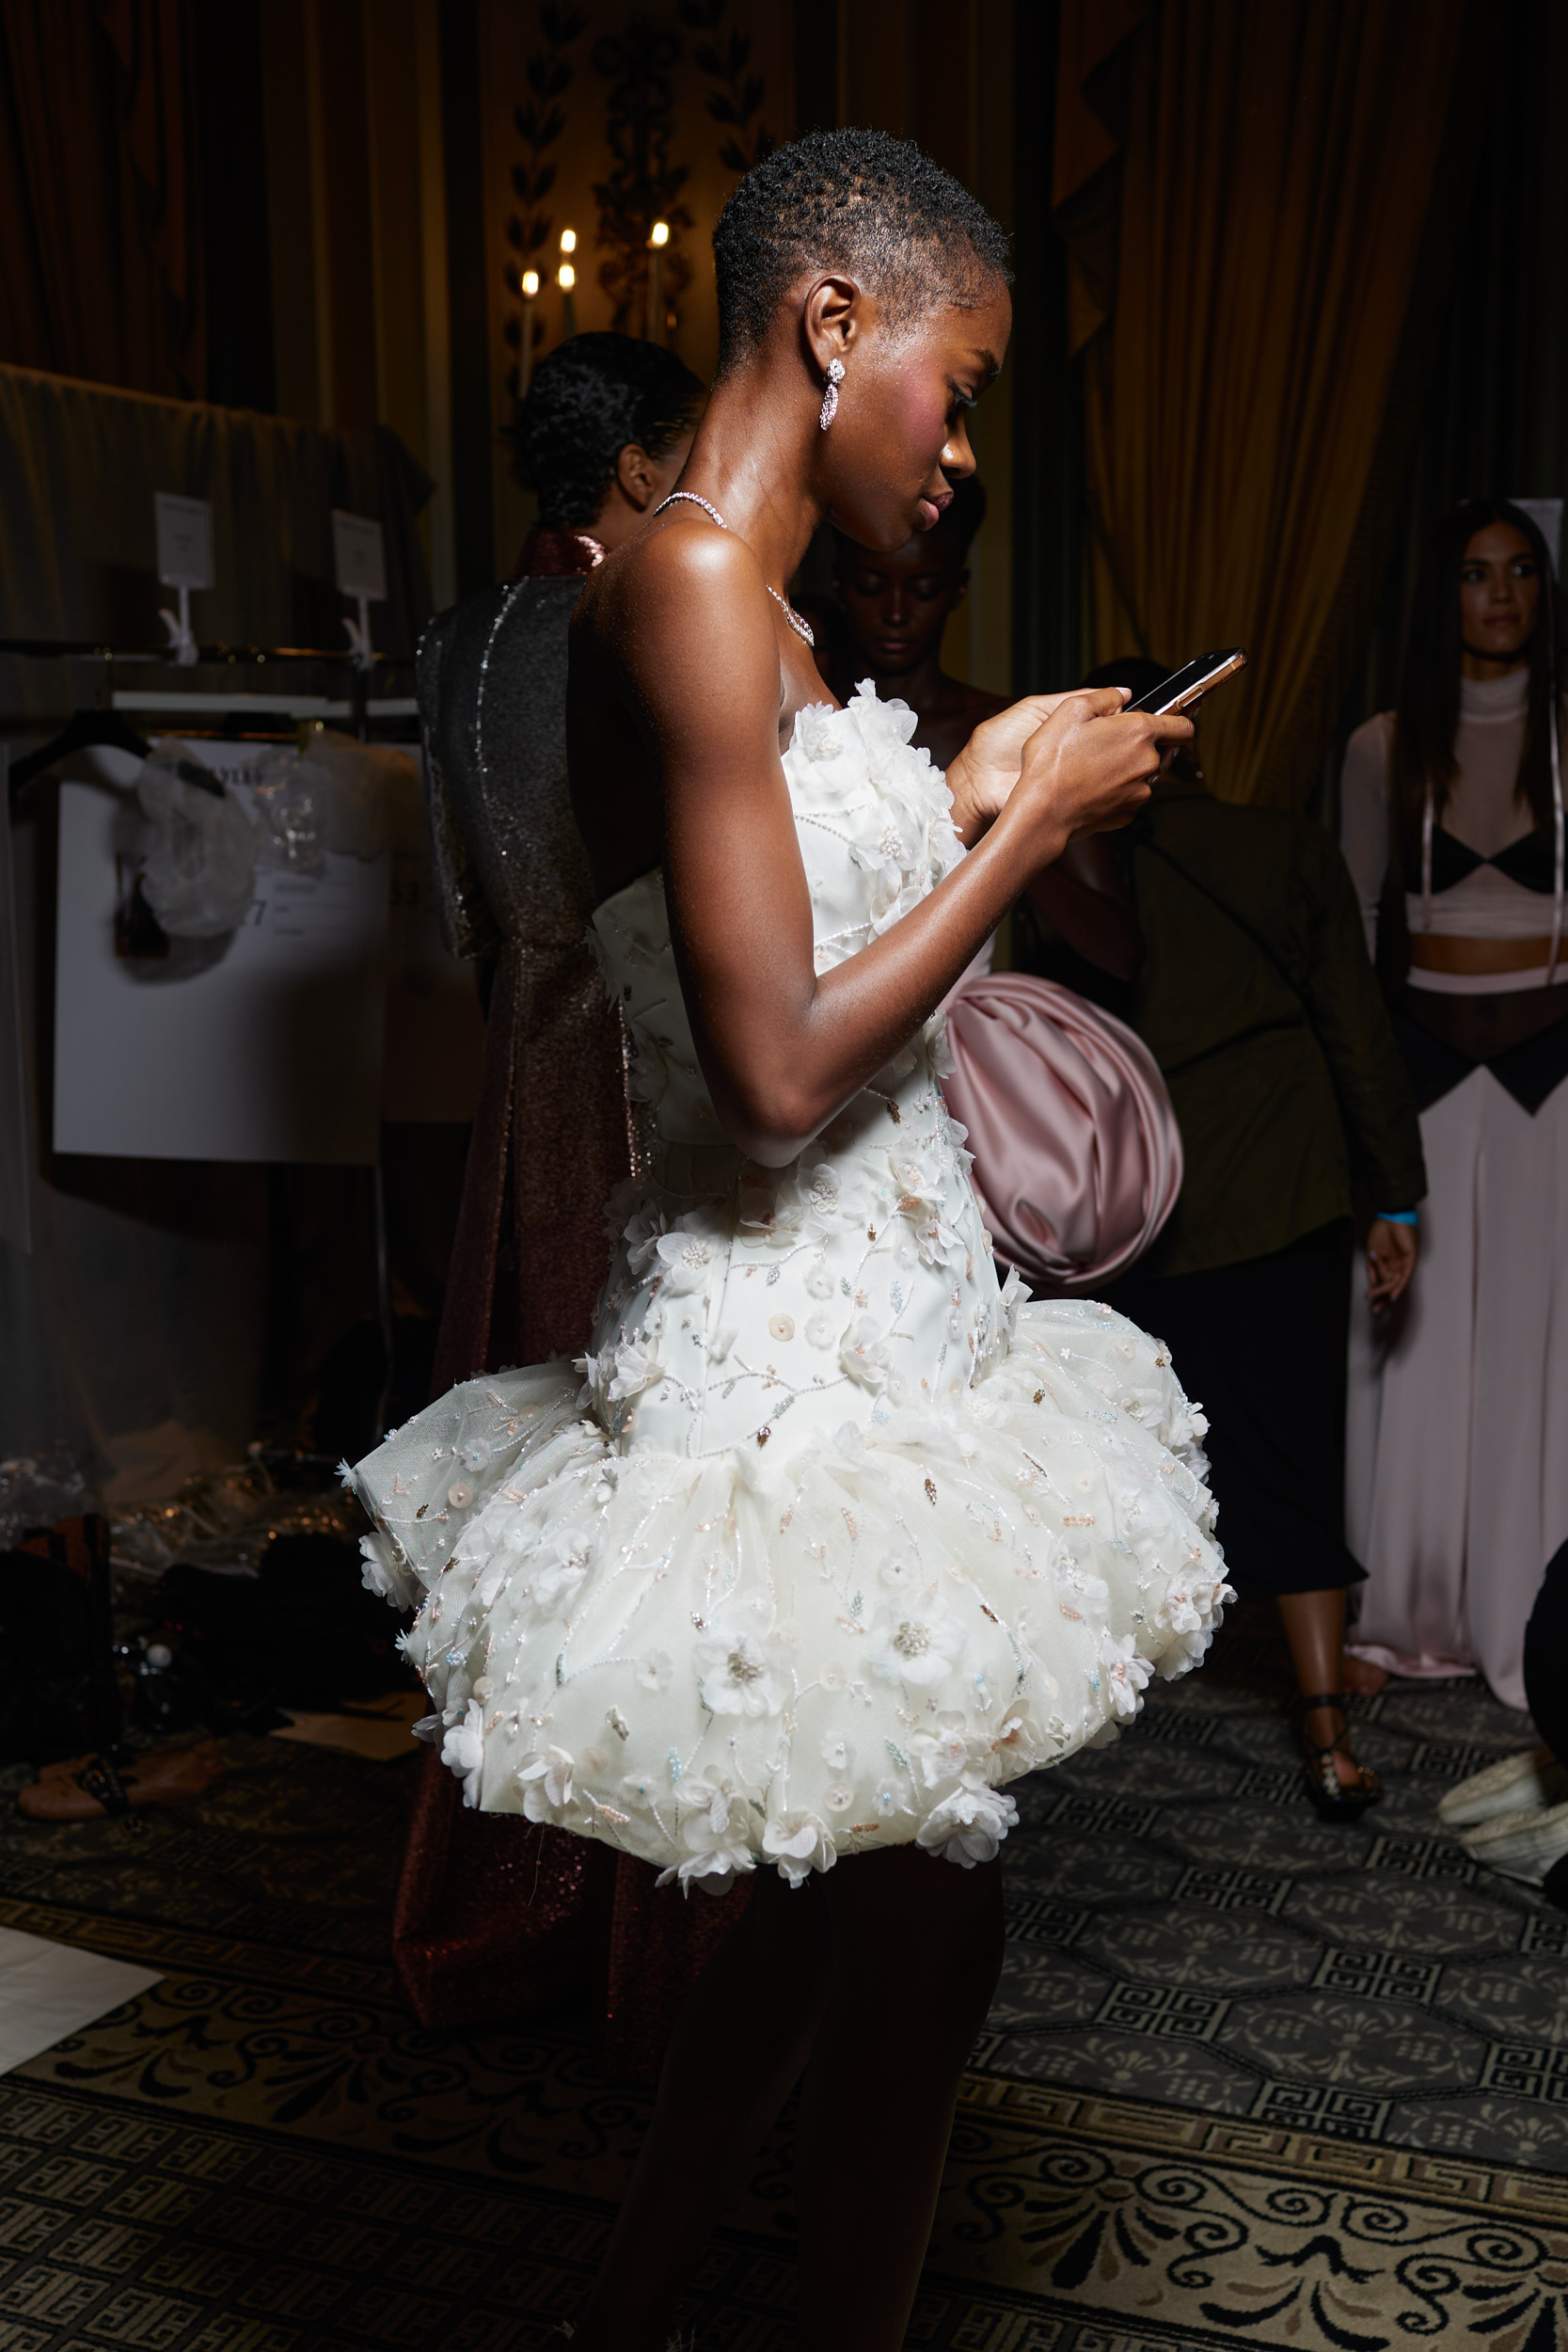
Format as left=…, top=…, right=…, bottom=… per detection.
left=333, top=510, right=388, bottom=602
left=54, top=783, right=389, bottom=1165
left=1513, top=497, right=1563, bottom=575
left=154, top=492, right=214, bottom=591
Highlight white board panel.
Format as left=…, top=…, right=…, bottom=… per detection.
left=54, top=782, right=389, bottom=1164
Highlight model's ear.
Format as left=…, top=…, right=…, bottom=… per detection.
left=614, top=442, right=659, bottom=513
left=801, top=272, right=864, bottom=385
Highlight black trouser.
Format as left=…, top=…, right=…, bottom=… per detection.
left=1103, top=1222, right=1364, bottom=1600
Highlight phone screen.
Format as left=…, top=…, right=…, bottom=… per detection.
left=1124, top=649, right=1246, bottom=715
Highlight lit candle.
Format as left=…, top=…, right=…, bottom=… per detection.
left=520, top=268, right=540, bottom=390
left=648, top=219, right=670, bottom=345
left=559, top=229, right=577, bottom=341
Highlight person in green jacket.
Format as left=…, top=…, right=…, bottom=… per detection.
left=1060, top=659, right=1426, bottom=1816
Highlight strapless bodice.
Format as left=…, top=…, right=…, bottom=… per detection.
left=583, top=687, right=1008, bottom=1466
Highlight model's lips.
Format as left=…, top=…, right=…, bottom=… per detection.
left=916, top=489, right=954, bottom=529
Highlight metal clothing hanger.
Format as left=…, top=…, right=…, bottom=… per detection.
left=9, top=707, right=151, bottom=798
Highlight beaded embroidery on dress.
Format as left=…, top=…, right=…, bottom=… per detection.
left=349, top=684, right=1229, bottom=1887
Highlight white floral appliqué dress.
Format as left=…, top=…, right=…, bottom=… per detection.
left=350, top=685, right=1229, bottom=1889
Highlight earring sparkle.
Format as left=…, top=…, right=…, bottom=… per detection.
left=818, top=358, right=845, bottom=431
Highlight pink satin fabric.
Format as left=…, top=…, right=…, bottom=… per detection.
left=942, top=972, right=1183, bottom=1292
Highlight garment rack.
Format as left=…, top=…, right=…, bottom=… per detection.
left=3, top=638, right=418, bottom=739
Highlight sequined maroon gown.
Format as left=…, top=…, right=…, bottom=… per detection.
left=401, top=527, right=747, bottom=2074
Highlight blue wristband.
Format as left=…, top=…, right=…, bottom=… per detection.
left=1377, top=1210, right=1418, bottom=1225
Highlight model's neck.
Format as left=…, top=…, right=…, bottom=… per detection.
left=856, top=650, right=952, bottom=711
left=1460, top=647, right=1531, bottom=683
left=673, top=362, right=824, bottom=590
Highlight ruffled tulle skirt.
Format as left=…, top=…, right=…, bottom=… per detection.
left=348, top=1298, right=1227, bottom=1889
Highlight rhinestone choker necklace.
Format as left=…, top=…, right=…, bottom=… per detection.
left=653, top=491, right=816, bottom=648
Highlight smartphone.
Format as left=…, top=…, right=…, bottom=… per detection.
left=1124, top=648, right=1246, bottom=715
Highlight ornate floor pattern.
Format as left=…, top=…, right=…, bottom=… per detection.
left=0, top=1604, right=1564, bottom=2346
left=986, top=1604, right=1568, bottom=2173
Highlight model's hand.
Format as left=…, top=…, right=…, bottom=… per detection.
left=997, top=691, right=1192, bottom=867
left=946, top=692, right=1083, bottom=844
left=1366, top=1218, right=1418, bottom=1307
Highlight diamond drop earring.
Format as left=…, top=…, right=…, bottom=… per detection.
left=818, top=358, right=845, bottom=431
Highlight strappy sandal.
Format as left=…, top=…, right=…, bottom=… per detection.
left=18, top=1740, right=227, bottom=1822
left=1293, top=1691, right=1382, bottom=1820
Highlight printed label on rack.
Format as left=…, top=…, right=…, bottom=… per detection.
left=332, top=510, right=388, bottom=601
left=154, top=492, right=214, bottom=590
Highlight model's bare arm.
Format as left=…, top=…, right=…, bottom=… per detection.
left=612, top=532, right=1186, bottom=1164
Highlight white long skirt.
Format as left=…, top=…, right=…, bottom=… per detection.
left=1345, top=1066, right=1568, bottom=1711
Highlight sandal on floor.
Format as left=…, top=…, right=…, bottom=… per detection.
left=1293, top=1692, right=1382, bottom=1821
left=18, top=1740, right=228, bottom=1821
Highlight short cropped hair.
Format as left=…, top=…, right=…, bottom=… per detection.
left=713, top=128, right=1011, bottom=371
left=511, top=333, right=705, bottom=526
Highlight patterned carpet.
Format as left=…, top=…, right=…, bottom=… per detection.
left=1, top=1604, right=1566, bottom=2349
left=987, top=1604, right=1568, bottom=2173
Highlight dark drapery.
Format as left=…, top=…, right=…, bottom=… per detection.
left=1336, top=0, right=1568, bottom=746
left=1055, top=0, right=1481, bottom=809
left=0, top=0, right=204, bottom=399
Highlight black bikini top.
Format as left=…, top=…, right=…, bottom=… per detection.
left=1425, top=820, right=1557, bottom=896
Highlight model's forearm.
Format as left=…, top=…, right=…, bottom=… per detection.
left=698, top=805, right=1045, bottom=1165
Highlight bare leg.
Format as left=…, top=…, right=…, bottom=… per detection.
left=572, top=1870, right=832, bottom=2350
left=1276, top=1587, right=1363, bottom=1786
left=1343, top=1652, right=1390, bottom=1697
left=795, top=1846, right=1006, bottom=2348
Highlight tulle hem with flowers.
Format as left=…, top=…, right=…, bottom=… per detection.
left=349, top=1290, right=1227, bottom=1892
left=347, top=681, right=1230, bottom=1889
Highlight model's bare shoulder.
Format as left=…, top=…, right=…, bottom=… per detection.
left=594, top=517, right=768, bottom=645
left=579, top=519, right=784, bottom=748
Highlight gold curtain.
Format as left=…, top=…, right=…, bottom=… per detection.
left=0, top=0, right=203, bottom=398
left=1058, top=0, right=1477, bottom=806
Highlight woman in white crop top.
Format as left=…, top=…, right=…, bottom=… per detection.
left=1339, top=499, right=1568, bottom=1712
